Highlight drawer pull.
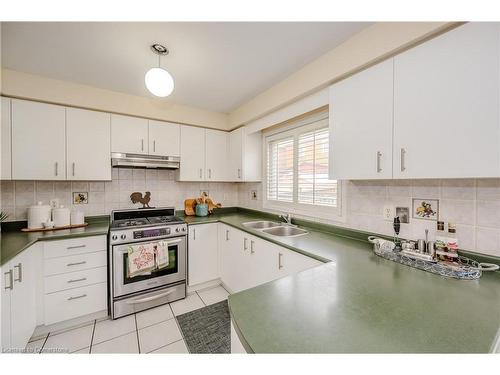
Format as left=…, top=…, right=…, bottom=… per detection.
left=67, top=294, right=87, bottom=301
left=4, top=270, right=13, bottom=290
left=67, top=261, right=87, bottom=267
left=67, top=245, right=86, bottom=250
left=126, top=290, right=174, bottom=304
left=14, top=263, right=23, bottom=282
left=67, top=277, right=87, bottom=284
left=278, top=252, right=283, bottom=269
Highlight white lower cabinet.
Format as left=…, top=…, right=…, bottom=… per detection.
left=188, top=223, right=219, bottom=286
left=216, top=223, right=322, bottom=293
left=1, top=244, right=38, bottom=351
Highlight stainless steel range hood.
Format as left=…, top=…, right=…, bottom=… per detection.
left=111, top=153, right=180, bottom=169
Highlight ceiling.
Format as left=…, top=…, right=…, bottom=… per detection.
left=1, top=22, right=370, bottom=113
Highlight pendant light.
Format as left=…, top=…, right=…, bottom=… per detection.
left=145, top=44, right=174, bottom=97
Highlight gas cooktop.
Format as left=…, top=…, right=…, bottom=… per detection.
left=110, top=207, right=184, bottom=230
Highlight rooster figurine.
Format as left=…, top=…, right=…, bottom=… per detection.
left=130, top=191, right=152, bottom=208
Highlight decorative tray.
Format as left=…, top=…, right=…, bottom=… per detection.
left=368, top=236, right=498, bottom=280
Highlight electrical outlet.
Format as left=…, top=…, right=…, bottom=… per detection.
left=49, top=198, right=60, bottom=209
left=383, top=205, right=394, bottom=221
left=250, top=190, right=258, bottom=200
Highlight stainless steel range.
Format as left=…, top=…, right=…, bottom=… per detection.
left=109, top=207, right=187, bottom=319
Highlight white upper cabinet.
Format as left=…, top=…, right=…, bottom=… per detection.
left=205, top=129, right=228, bottom=181
left=329, top=59, right=394, bottom=179
left=179, top=125, right=205, bottom=181
left=148, top=120, right=180, bottom=156
left=66, top=108, right=111, bottom=180
left=228, top=127, right=262, bottom=181
left=111, top=114, right=149, bottom=155
left=11, top=99, right=66, bottom=180
left=1, top=97, right=12, bottom=180
left=393, top=22, right=500, bottom=178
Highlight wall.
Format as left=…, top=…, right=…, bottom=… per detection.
left=1, top=69, right=229, bottom=130
left=229, top=22, right=458, bottom=127
left=238, top=179, right=500, bottom=257
left=0, top=168, right=238, bottom=220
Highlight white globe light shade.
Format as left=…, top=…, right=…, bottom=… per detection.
left=144, top=67, right=174, bottom=97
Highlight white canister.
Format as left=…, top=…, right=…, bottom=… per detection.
left=27, top=202, right=52, bottom=229
left=52, top=206, right=71, bottom=227
left=70, top=209, right=85, bottom=225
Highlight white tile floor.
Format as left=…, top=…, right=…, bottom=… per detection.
left=27, top=285, right=229, bottom=354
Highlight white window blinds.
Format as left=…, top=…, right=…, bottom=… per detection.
left=267, top=137, right=294, bottom=202
left=297, top=128, right=337, bottom=207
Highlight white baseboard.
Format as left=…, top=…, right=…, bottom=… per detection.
left=187, top=278, right=222, bottom=294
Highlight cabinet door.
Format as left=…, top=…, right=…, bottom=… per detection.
left=10, top=246, right=37, bottom=349
left=1, top=97, right=12, bottom=180
left=66, top=108, right=111, bottom=180
left=242, top=130, right=262, bottom=182
left=394, top=23, right=500, bottom=178
left=329, top=59, right=394, bottom=179
left=179, top=126, right=205, bottom=181
left=205, top=129, right=228, bottom=181
left=247, top=236, right=277, bottom=288
left=149, top=120, right=180, bottom=156
left=11, top=100, right=66, bottom=180
left=274, top=246, right=322, bottom=279
left=228, top=128, right=243, bottom=181
left=219, top=224, right=245, bottom=293
left=188, top=223, right=219, bottom=286
left=111, top=114, right=149, bottom=154
left=1, top=263, right=12, bottom=350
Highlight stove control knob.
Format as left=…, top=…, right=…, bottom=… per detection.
left=120, top=234, right=126, bottom=240
left=181, top=227, right=186, bottom=232
left=111, top=234, right=118, bottom=241
left=175, top=227, right=180, bottom=232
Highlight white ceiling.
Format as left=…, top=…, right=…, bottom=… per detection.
left=1, top=22, right=370, bottom=113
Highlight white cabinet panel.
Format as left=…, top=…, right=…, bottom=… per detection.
left=205, top=129, right=228, bottom=181
left=188, top=223, right=219, bottom=286
left=219, top=224, right=246, bottom=293
left=1, top=264, right=12, bottom=350
left=149, top=120, right=180, bottom=156
left=1, top=97, right=12, bottom=180
left=111, top=114, right=149, bottom=154
left=228, top=128, right=262, bottom=182
left=11, top=99, right=66, bottom=180
left=329, top=59, right=394, bottom=179
left=179, top=125, right=205, bottom=181
left=66, top=108, right=111, bottom=180
left=394, top=22, right=500, bottom=178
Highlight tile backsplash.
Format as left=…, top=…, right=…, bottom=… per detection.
left=238, top=179, right=500, bottom=257
left=0, top=168, right=239, bottom=220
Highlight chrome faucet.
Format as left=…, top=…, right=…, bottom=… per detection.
left=280, top=213, right=293, bottom=225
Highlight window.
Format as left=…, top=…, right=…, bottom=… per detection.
left=264, top=113, right=343, bottom=220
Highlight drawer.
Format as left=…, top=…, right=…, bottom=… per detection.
left=44, top=282, right=107, bottom=325
left=44, top=251, right=107, bottom=276
left=44, top=235, right=107, bottom=259
left=44, top=266, right=107, bottom=294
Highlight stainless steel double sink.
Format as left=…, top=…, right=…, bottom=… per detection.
left=242, top=221, right=308, bottom=237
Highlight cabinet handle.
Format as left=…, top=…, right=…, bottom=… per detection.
left=199, top=168, right=202, bottom=179
left=55, top=162, right=58, bottom=176
left=400, top=148, right=406, bottom=172
left=67, top=294, right=87, bottom=301
left=4, top=270, right=13, bottom=290
left=141, top=139, right=144, bottom=151
left=13, top=263, right=22, bottom=283
left=68, top=277, right=87, bottom=284
left=376, top=151, right=382, bottom=173
left=72, top=162, right=75, bottom=176
left=208, top=168, right=212, bottom=179
left=244, top=238, right=248, bottom=251
left=238, top=168, right=241, bottom=179
left=250, top=240, right=255, bottom=254
left=193, top=228, right=196, bottom=241
left=67, top=245, right=86, bottom=250
left=153, top=140, right=156, bottom=153
left=226, top=230, right=229, bottom=241
left=278, top=252, right=283, bottom=269
left=67, top=261, right=86, bottom=267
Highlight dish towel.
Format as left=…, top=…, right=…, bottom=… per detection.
left=155, top=241, right=170, bottom=270
left=127, top=243, right=156, bottom=278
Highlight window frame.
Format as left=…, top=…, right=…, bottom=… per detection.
left=262, top=112, right=346, bottom=222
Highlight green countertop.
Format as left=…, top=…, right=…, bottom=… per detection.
left=184, top=210, right=500, bottom=353
left=0, top=217, right=110, bottom=265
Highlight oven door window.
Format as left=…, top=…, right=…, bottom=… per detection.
left=123, top=245, right=179, bottom=285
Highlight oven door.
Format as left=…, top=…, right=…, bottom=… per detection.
left=112, top=235, right=186, bottom=298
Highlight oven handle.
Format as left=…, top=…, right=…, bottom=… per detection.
left=125, top=289, right=175, bottom=304
left=113, top=237, right=184, bottom=252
